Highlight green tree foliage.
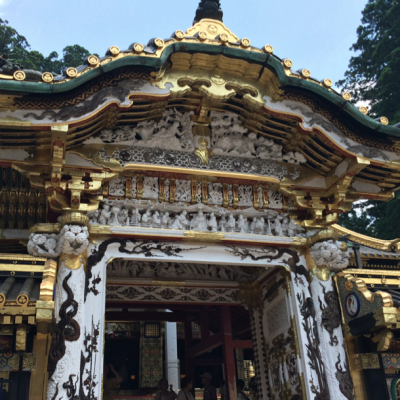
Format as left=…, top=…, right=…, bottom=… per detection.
left=337, top=0, right=400, bottom=122
left=0, top=18, right=96, bottom=74
left=338, top=1, right=400, bottom=239
left=338, top=193, right=400, bottom=240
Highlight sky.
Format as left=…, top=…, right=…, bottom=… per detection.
left=0, top=0, right=367, bottom=87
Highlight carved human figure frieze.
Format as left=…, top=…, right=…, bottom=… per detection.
left=310, top=240, right=351, bottom=271
left=27, top=224, right=89, bottom=258
left=88, top=199, right=306, bottom=237
left=210, top=112, right=307, bottom=164
left=107, top=259, right=257, bottom=282
left=90, top=109, right=195, bottom=152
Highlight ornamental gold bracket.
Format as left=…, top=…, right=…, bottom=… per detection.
left=13, top=164, right=118, bottom=213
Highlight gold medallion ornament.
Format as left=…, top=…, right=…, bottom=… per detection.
left=13, top=70, right=26, bottom=81
left=109, top=46, right=120, bottom=56
left=240, top=38, right=251, bottom=48
left=175, top=30, right=185, bottom=40
left=66, top=68, right=78, bottom=78
left=380, top=116, right=389, bottom=125
left=87, top=55, right=99, bottom=67
left=207, top=24, right=218, bottom=35
left=323, top=78, right=333, bottom=88
left=42, top=72, right=54, bottom=83
left=359, top=106, right=369, bottom=114
left=301, top=69, right=311, bottom=78
left=198, top=31, right=208, bottom=41
left=342, top=92, right=352, bottom=101
left=154, top=38, right=165, bottom=48
left=219, top=33, right=229, bottom=44
left=283, top=59, right=293, bottom=68
left=133, top=43, right=144, bottom=53
left=264, top=44, right=274, bottom=54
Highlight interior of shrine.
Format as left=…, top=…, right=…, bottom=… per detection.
left=104, top=263, right=257, bottom=399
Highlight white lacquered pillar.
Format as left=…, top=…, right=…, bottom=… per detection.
left=46, top=257, right=86, bottom=400
left=165, top=318, right=180, bottom=392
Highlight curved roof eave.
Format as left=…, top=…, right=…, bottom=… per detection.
left=0, top=41, right=398, bottom=139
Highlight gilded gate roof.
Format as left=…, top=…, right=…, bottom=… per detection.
left=1, top=3, right=400, bottom=228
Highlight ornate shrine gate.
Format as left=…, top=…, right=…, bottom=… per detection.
left=46, top=234, right=352, bottom=400
left=3, top=1, right=400, bottom=400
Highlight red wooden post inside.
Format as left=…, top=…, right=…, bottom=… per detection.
left=220, top=306, right=237, bottom=400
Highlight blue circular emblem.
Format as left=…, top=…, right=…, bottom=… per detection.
left=345, top=293, right=360, bottom=318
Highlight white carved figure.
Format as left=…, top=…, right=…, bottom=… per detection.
left=227, top=214, right=236, bottom=232
left=288, top=219, right=296, bottom=237
left=237, top=215, right=247, bottom=233
left=98, top=205, right=111, bottom=225
left=141, top=210, right=152, bottom=226
left=130, top=208, right=141, bottom=226
left=274, top=218, right=283, bottom=236
left=191, top=211, right=208, bottom=231
left=169, top=215, right=184, bottom=230
left=109, top=206, right=121, bottom=225
left=87, top=209, right=100, bottom=224
left=161, top=212, right=170, bottom=228
left=118, top=208, right=129, bottom=226
left=208, top=213, right=218, bottom=232
left=250, top=218, right=258, bottom=234
left=152, top=211, right=161, bottom=226
left=178, top=211, right=189, bottom=230
left=252, top=217, right=265, bottom=235
left=310, top=240, right=351, bottom=271
left=143, top=177, right=159, bottom=200
left=219, top=215, right=227, bottom=232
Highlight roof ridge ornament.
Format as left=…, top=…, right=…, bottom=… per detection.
left=194, top=0, right=223, bottom=24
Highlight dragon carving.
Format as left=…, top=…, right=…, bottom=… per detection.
left=48, top=272, right=81, bottom=378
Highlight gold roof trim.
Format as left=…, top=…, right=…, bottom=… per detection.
left=332, top=224, right=400, bottom=252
